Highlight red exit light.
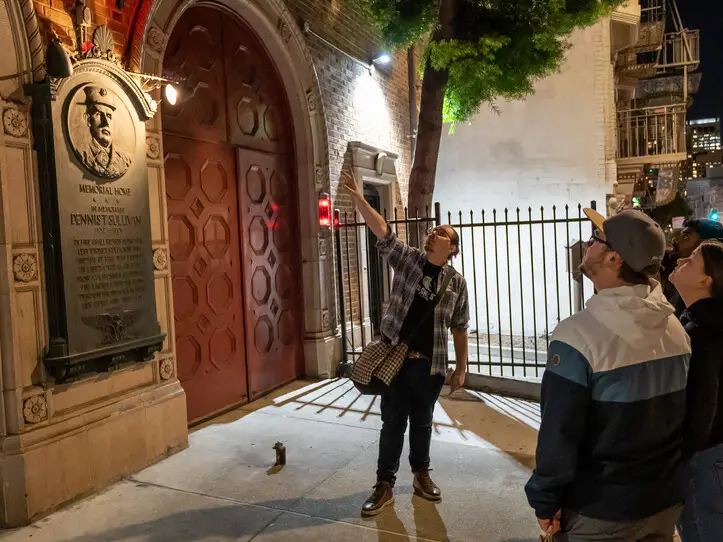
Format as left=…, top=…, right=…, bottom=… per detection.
left=318, top=193, right=331, bottom=228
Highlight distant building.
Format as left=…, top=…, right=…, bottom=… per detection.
left=686, top=165, right=723, bottom=219
left=683, top=118, right=722, bottom=179
left=689, top=118, right=722, bottom=153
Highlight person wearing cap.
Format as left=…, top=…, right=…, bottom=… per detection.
left=526, top=209, right=692, bottom=541
left=661, top=219, right=723, bottom=316
left=77, top=85, right=132, bottom=179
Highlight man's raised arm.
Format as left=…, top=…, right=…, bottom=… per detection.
left=341, top=170, right=388, bottom=239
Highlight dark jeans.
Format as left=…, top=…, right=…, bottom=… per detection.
left=376, top=357, right=445, bottom=486
left=678, top=442, right=723, bottom=542
left=553, top=505, right=682, bottom=541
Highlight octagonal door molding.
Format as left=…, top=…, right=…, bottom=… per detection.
left=223, top=14, right=290, bottom=155
left=164, top=135, right=248, bottom=422
left=238, top=148, right=303, bottom=399
left=161, top=7, right=228, bottom=145
left=163, top=6, right=249, bottom=423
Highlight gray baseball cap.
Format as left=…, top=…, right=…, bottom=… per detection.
left=583, top=208, right=666, bottom=274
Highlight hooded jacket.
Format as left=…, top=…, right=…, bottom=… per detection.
left=680, top=297, right=723, bottom=455
left=525, top=282, right=691, bottom=522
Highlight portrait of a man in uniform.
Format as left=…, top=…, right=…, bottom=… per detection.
left=75, top=85, right=132, bottom=179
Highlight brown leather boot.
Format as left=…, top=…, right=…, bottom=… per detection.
left=361, top=481, right=394, bottom=517
left=413, top=469, right=442, bottom=502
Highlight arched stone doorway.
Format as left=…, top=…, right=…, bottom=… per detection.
left=162, top=5, right=303, bottom=422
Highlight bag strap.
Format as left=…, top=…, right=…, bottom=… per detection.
left=402, top=268, right=454, bottom=343
left=432, top=269, right=454, bottom=306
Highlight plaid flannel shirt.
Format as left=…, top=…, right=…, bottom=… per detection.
left=377, top=228, right=470, bottom=376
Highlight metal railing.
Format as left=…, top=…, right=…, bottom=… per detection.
left=617, top=103, right=687, bottom=159
left=640, top=0, right=664, bottom=25
left=334, top=202, right=596, bottom=380
left=659, top=30, right=700, bottom=70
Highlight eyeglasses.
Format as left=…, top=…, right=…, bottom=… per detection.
left=426, top=226, right=460, bottom=245
left=588, top=232, right=611, bottom=248
left=426, top=226, right=451, bottom=239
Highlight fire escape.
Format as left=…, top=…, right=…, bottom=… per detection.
left=614, top=0, right=700, bottom=210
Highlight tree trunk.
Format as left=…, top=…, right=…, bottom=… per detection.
left=407, top=0, right=457, bottom=246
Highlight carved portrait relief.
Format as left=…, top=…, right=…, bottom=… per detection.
left=66, top=84, right=136, bottom=180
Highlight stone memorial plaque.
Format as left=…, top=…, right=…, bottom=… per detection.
left=46, top=57, right=163, bottom=378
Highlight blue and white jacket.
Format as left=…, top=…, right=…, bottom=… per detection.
left=525, top=282, right=691, bottom=521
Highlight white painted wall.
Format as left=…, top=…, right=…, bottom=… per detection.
left=435, top=21, right=617, bottom=338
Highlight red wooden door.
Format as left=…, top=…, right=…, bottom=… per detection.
left=238, top=150, right=303, bottom=399
left=220, top=13, right=303, bottom=399
left=165, top=137, right=248, bottom=422
left=162, top=6, right=302, bottom=420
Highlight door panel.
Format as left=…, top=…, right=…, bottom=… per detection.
left=161, top=7, right=228, bottom=144
left=238, top=149, right=302, bottom=399
left=222, top=16, right=290, bottom=154
left=165, top=135, right=248, bottom=422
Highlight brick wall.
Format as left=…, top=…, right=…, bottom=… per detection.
left=31, top=0, right=141, bottom=59
left=283, top=0, right=415, bottom=324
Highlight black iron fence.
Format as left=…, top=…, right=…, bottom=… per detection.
left=334, top=201, right=597, bottom=381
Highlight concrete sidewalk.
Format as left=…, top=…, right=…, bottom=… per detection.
left=0, top=379, right=543, bottom=541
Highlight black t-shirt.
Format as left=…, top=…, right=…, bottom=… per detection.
left=398, top=261, right=442, bottom=360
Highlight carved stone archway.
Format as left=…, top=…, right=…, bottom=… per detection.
left=136, top=0, right=337, bottom=376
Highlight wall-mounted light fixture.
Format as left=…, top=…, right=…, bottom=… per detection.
left=46, top=38, right=74, bottom=78
left=303, top=22, right=391, bottom=75
left=164, top=83, right=178, bottom=105
left=131, top=72, right=183, bottom=106
left=372, top=53, right=391, bottom=66
left=318, top=192, right=331, bottom=229
left=0, top=37, right=73, bottom=82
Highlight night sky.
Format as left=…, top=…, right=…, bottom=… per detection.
left=678, top=0, right=722, bottom=120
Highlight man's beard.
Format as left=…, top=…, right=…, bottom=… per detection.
left=579, top=263, right=590, bottom=279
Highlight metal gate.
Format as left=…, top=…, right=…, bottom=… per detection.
left=334, top=201, right=597, bottom=380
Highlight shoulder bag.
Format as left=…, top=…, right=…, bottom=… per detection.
left=349, top=270, right=453, bottom=395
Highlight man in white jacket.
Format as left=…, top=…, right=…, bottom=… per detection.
left=526, top=209, right=691, bottom=541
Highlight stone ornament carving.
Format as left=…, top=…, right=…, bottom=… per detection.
left=278, top=18, right=292, bottom=43
left=159, top=357, right=174, bottom=380
left=153, top=247, right=168, bottom=270
left=3, top=108, right=28, bottom=138
left=81, top=310, right=140, bottom=343
left=67, top=84, right=135, bottom=180
left=318, top=236, right=327, bottom=257
left=74, top=0, right=92, bottom=46
left=23, top=395, right=48, bottom=424
left=322, top=309, right=330, bottom=331
left=83, top=25, right=118, bottom=63
left=306, top=89, right=317, bottom=113
left=13, top=253, right=38, bottom=282
left=315, top=165, right=325, bottom=188
left=146, top=136, right=160, bottom=159
left=375, top=152, right=388, bottom=176
left=146, top=26, right=166, bottom=53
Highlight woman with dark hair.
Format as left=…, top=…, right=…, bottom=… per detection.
left=670, top=241, right=723, bottom=542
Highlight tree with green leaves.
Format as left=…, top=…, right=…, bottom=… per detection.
left=364, top=0, right=626, bottom=229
